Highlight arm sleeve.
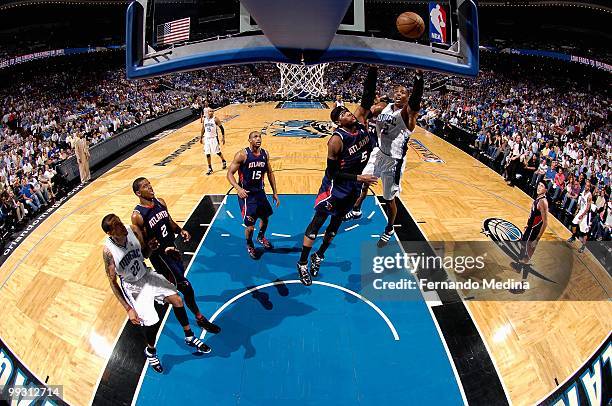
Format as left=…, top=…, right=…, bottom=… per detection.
left=360, top=66, right=378, bottom=111
left=408, top=72, right=424, bottom=112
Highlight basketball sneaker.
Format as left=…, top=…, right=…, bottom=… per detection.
left=196, top=316, right=221, bottom=334
left=377, top=227, right=395, bottom=248
left=257, top=235, right=274, bottom=250
left=206, top=167, right=213, bottom=176
left=222, top=161, right=227, bottom=170
left=144, top=347, right=163, bottom=373
left=297, top=262, right=312, bottom=286
left=247, top=245, right=257, bottom=259
left=309, top=252, right=323, bottom=277
left=185, top=335, right=211, bottom=353
left=344, top=209, right=362, bottom=221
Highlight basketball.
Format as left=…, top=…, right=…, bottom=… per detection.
left=396, top=12, right=425, bottom=39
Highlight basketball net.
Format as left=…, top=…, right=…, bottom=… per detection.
left=276, top=63, right=328, bottom=100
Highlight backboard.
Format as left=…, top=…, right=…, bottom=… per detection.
left=126, top=0, right=478, bottom=79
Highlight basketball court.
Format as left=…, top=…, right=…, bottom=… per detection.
left=0, top=0, right=610, bottom=405
left=134, top=194, right=464, bottom=405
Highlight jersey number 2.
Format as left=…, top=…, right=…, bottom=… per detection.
left=161, top=224, right=168, bottom=238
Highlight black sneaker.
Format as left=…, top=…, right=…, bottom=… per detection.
left=144, top=348, right=163, bottom=373
left=297, top=262, right=312, bottom=286
left=185, top=335, right=211, bottom=353
left=247, top=245, right=257, bottom=259
left=377, top=228, right=395, bottom=248
left=309, top=252, right=323, bottom=277
left=222, top=161, right=227, bottom=170
left=197, top=317, right=221, bottom=334
left=567, top=236, right=576, bottom=243
left=206, top=167, right=213, bottom=175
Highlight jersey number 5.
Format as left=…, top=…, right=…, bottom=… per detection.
left=361, top=151, right=368, bottom=162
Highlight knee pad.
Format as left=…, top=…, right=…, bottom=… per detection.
left=305, top=212, right=327, bottom=240
left=324, top=230, right=337, bottom=239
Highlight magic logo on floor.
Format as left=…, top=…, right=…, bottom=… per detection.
left=263, top=120, right=333, bottom=138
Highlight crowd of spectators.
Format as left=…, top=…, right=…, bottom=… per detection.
left=418, top=55, right=611, bottom=242
left=0, top=51, right=609, bottom=247
left=0, top=53, right=197, bottom=238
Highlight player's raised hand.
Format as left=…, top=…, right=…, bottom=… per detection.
left=237, top=187, right=249, bottom=199
left=273, top=194, right=280, bottom=207
left=357, top=174, right=378, bottom=186
left=148, top=237, right=161, bottom=251
left=127, top=308, right=143, bottom=325
left=180, top=228, right=191, bottom=242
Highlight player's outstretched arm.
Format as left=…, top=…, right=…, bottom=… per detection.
left=227, top=149, right=248, bottom=198
left=266, top=153, right=280, bottom=207
left=354, top=66, right=378, bottom=125
left=215, top=117, right=226, bottom=145
left=401, top=69, right=424, bottom=131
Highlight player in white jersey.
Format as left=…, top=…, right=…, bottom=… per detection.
left=568, top=179, right=592, bottom=253
left=347, top=70, right=424, bottom=247
left=101, top=213, right=211, bottom=374
left=334, top=95, right=345, bottom=108
left=200, top=108, right=227, bottom=175
left=199, top=99, right=210, bottom=122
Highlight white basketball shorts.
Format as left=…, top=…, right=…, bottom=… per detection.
left=362, top=147, right=406, bottom=200
left=119, top=270, right=178, bottom=326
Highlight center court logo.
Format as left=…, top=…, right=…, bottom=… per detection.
left=263, top=120, right=333, bottom=138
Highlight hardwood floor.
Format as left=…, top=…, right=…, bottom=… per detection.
left=0, top=103, right=608, bottom=405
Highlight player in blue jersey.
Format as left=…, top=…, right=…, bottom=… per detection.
left=296, top=67, right=379, bottom=286
left=131, top=177, right=220, bottom=334
left=344, top=99, right=386, bottom=221
left=227, top=131, right=280, bottom=259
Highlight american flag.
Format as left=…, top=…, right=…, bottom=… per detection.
left=157, top=17, right=190, bottom=45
